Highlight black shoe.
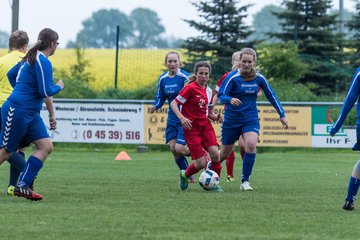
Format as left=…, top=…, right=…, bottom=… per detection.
left=343, top=200, right=355, bottom=211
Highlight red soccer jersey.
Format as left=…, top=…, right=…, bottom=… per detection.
left=175, top=81, right=213, bottom=125
left=214, top=72, right=229, bottom=94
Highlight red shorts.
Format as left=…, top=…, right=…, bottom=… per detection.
left=184, top=120, right=218, bottom=160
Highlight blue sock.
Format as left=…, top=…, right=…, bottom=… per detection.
left=7, top=152, right=26, bottom=186
left=242, top=153, right=256, bottom=182
left=175, top=156, right=189, bottom=170
left=17, top=156, right=43, bottom=188
left=346, top=176, right=360, bottom=202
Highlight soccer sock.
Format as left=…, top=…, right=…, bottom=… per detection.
left=185, top=163, right=200, bottom=177
left=242, top=153, right=256, bottom=182
left=7, top=152, right=26, bottom=187
left=17, top=156, right=43, bottom=188
left=210, top=160, right=222, bottom=177
left=226, top=151, right=235, bottom=177
left=175, top=156, right=189, bottom=170
left=345, top=176, right=360, bottom=202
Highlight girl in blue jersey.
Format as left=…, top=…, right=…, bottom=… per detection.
left=0, top=28, right=64, bottom=200
left=218, top=48, right=288, bottom=191
left=330, top=67, right=360, bottom=211
left=149, top=52, right=194, bottom=182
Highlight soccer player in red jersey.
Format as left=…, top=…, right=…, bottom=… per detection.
left=170, top=61, right=223, bottom=192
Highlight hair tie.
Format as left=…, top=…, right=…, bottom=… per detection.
left=37, top=40, right=42, bottom=44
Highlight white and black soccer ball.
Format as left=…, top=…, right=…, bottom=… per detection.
left=198, top=170, right=220, bottom=190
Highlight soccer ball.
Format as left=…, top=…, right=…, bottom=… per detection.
left=198, top=170, right=220, bottom=190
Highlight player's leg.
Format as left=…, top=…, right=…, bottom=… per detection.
left=225, top=150, right=235, bottom=182
left=179, top=128, right=204, bottom=190
left=15, top=114, right=50, bottom=200
left=343, top=160, right=360, bottom=210
left=240, top=124, right=259, bottom=191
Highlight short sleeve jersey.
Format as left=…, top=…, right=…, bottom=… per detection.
left=175, top=81, right=213, bottom=126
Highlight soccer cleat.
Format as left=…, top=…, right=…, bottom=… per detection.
left=4, top=185, right=15, bottom=196
left=226, top=175, right=235, bottom=182
left=343, top=200, right=355, bottom=211
left=213, top=186, right=224, bottom=192
left=180, top=170, right=189, bottom=191
left=240, top=181, right=253, bottom=191
left=14, top=186, right=43, bottom=201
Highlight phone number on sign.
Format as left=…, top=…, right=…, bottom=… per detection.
left=80, top=130, right=141, bottom=141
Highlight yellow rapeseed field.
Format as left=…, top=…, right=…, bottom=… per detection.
left=0, top=48, right=180, bottom=91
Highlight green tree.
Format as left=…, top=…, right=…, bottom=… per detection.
left=75, top=9, right=133, bottom=48
left=182, top=0, right=255, bottom=79
left=271, top=0, right=351, bottom=95
left=130, top=8, right=166, bottom=48
left=0, top=30, right=9, bottom=48
left=346, top=0, right=360, bottom=68
left=248, top=5, right=284, bottom=44
left=256, top=42, right=316, bottom=101
left=54, top=46, right=96, bottom=98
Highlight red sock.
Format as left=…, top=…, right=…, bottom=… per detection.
left=226, top=151, right=235, bottom=177
left=210, top=160, right=222, bottom=177
left=185, top=163, right=200, bottom=177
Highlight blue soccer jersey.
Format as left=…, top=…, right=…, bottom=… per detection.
left=1, top=51, right=62, bottom=151
left=331, top=67, right=360, bottom=135
left=153, top=69, right=190, bottom=123
left=218, top=69, right=285, bottom=129
left=7, top=51, right=62, bottom=112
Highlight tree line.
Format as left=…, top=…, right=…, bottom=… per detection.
left=1, top=0, right=360, bottom=102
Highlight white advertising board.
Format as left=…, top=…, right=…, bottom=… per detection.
left=40, top=102, right=144, bottom=144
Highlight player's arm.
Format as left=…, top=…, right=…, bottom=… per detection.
left=150, top=78, right=166, bottom=114
left=35, top=58, right=63, bottom=97
left=7, top=61, right=22, bottom=87
left=330, top=71, right=360, bottom=136
left=170, top=86, right=192, bottom=130
left=259, top=76, right=288, bottom=128
left=218, top=73, right=241, bottom=106
left=44, top=97, right=57, bottom=130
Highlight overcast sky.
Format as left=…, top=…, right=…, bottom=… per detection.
left=0, top=0, right=355, bottom=48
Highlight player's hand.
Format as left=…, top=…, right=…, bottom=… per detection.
left=217, top=113, right=224, bottom=123
left=49, top=115, right=57, bottom=130
left=230, top=98, right=242, bottom=106
left=280, top=117, right=288, bottom=129
left=149, top=106, right=155, bottom=114
left=56, top=79, right=64, bottom=89
left=181, top=117, right=192, bottom=130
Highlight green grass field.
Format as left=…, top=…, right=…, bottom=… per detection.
left=0, top=147, right=359, bottom=240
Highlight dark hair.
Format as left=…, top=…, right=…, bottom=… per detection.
left=8, top=30, right=29, bottom=50
left=23, top=28, right=59, bottom=65
left=193, top=61, right=212, bottom=75
left=188, top=61, right=212, bottom=83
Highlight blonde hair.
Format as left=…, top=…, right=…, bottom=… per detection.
left=239, top=47, right=257, bottom=80
left=231, top=51, right=241, bottom=70
left=239, top=48, right=257, bottom=62
left=164, top=51, right=184, bottom=68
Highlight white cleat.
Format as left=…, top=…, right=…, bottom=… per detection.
left=240, top=181, right=253, bottom=191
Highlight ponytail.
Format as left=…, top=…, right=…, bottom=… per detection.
left=22, top=28, right=59, bottom=65
left=22, top=40, right=42, bottom=65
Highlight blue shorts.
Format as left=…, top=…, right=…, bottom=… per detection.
left=0, top=102, right=49, bottom=152
left=165, top=120, right=186, bottom=145
left=221, top=122, right=260, bottom=145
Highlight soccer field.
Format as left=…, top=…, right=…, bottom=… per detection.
left=0, top=147, right=358, bottom=240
